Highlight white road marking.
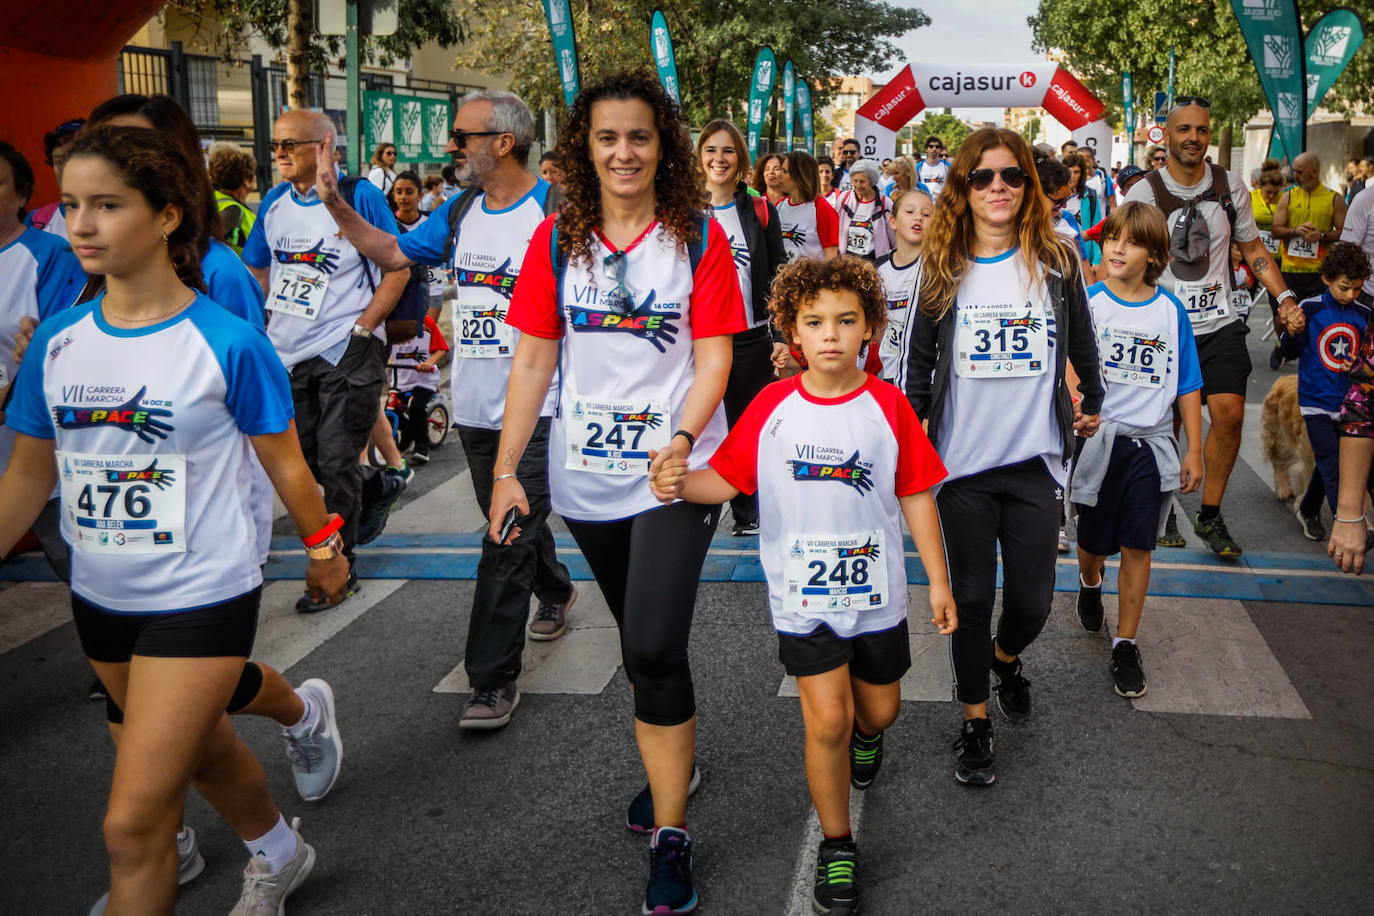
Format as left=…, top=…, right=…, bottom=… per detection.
left=389, top=468, right=489, bottom=534
left=784, top=789, right=866, bottom=916
left=252, top=578, right=408, bottom=676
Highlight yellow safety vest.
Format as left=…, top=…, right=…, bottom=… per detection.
left=1279, top=184, right=1335, bottom=273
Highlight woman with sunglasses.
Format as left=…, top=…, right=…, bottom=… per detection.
left=697, top=119, right=786, bottom=537
left=491, top=71, right=745, bottom=915
left=367, top=143, right=398, bottom=196
left=776, top=150, right=839, bottom=264
left=905, top=128, right=1103, bottom=787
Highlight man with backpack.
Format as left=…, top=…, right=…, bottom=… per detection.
left=311, top=90, right=576, bottom=731
left=243, top=109, right=408, bottom=610
left=1126, top=98, right=1301, bottom=557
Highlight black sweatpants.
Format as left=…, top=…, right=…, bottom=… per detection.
left=289, top=334, right=387, bottom=560
left=404, top=386, right=435, bottom=453
left=458, top=419, right=574, bottom=689
left=723, top=327, right=777, bottom=527
left=937, top=459, right=1060, bottom=706
left=565, top=500, right=721, bottom=726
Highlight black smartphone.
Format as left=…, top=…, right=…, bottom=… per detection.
left=497, top=506, right=520, bottom=544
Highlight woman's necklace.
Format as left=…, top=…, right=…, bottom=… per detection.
left=103, top=291, right=196, bottom=325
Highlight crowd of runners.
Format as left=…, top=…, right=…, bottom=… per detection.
left=2, top=69, right=1373, bottom=916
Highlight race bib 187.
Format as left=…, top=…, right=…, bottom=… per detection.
left=565, top=396, right=670, bottom=476
left=268, top=264, right=330, bottom=320
left=784, top=531, right=889, bottom=614
left=1175, top=281, right=1229, bottom=321
left=954, top=302, right=1049, bottom=378
left=58, top=451, right=187, bottom=554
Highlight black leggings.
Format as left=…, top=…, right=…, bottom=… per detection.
left=565, top=500, right=721, bottom=726
left=936, top=459, right=1060, bottom=706
left=723, top=328, right=776, bottom=526
left=404, top=386, right=434, bottom=452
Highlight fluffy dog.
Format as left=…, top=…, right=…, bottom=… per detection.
left=1259, top=374, right=1314, bottom=501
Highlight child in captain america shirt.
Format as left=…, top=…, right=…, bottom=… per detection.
left=649, top=256, right=955, bottom=916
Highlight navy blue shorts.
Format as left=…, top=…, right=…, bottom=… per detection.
left=1073, top=437, right=1165, bottom=556
left=777, top=618, right=911, bottom=683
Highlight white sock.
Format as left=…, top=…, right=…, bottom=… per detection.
left=1080, top=573, right=1102, bottom=589
left=177, top=827, right=193, bottom=855
left=287, top=691, right=319, bottom=737
left=1112, top=637, right=1135, bottom=649
left=244, top=814, right=299, bottom=873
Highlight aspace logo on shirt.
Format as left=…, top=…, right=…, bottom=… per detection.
left=611, top=406, right=664, bottom=428
left=781, top=224, right=807, bottom=246
left=566, top=287, right=681, bottom=353
left=104, top=458, right=177, bottom=490
left=888, top=296, right=910, bottom=312
left=455, top=256, right=519, bottom=299
left=53, top=386, right=175, bottom=443
left=787, top=445, right=874, bottom=494
left=274, top=240, right=341, bottom=274
left=837, top=538, right=881, bottom=560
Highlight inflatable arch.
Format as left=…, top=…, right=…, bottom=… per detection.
left=854, top=63, right=1109, bottom=164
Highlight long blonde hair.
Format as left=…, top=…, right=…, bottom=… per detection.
left=890, top=155, right=919, bottom=192
left=919, top=128, right=1074, bottom=319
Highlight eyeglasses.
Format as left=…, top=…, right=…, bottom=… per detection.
left=269, top=138, right=324, bottom=154
left=967, top=167, right=1027, bottom=190
left=449, top=129, right=503, bottom=148
left=1049, top=193, right=1070, bottom=209
left=1172, top=95, right=1211, bottom=109
left=602, top=251, right=635, bottom=316
left=1151, top=155, right=1168, bottom=163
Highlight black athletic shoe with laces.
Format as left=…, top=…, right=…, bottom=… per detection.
left=848, top=724, right=883, bottom=791
left=813, top=838, right=860, bottom=914
left=1193, top=512, right=1243, bottom=558
left=990, top=655, right=1031, bottom=722
left=1077, top=581, right=1104, bottom=632
left=953, top=717, right=995, bottom=786
left=1110, top=642, right=1148, bottom=698
left=643, top=827, right=697, bottom=914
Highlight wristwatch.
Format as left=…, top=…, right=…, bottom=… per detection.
left=351, top=323, right=373, bottom=338
left=304, top=531, right=344, bottom=560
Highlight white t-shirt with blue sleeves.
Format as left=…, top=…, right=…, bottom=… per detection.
left=243, top=181, right=399, bottom=369
left=1087, top=282, right=1202, bottom=429
left=5, top=294, right=293, bottom=614
left=203, top=239, right=265, bottom=329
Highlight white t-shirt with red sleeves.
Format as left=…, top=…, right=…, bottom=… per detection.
left=776, top=197, right=839, bottom=263
left=710, top=374, right=946, bottom=638
left=507, top=217, right=747, bottom=521
left=710, top=201, right=767, bottom=331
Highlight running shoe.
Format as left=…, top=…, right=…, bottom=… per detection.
left=990, top=655, right=1031, bottom=723
left=1157, top=509, right=1186, bottom=548
left=282, top=679, right=343, bottom=802
left=848, top=724, right=883, bottom=791
left=627, top=764, right=702, bottom=833
left=1110, top=642, right=1148, bottom=698
left=459, top=680, right=520, bottom=730
left=358, top=470, right=407, bottom=545
left=409, top=449, right=430, bottom=467
left=643, top=826, right=697, bottom=915
left=228, top=817, right=316, bottom=916
left=386, top=460, right=414, bottom=486
left=89, top=676, right=107, bottom=700
left=88, top=827, right=205, bottom=914
left=1076, top=579, right=1104, bottom=632
left=732, top=519, right=759, bottom=537
left=295, top=567, right=358, bottom=614
left=813, top=838, right=860, bottom=914
left=1193, top=512, right=1243, bottom=558
left=1296, top=508, right=1326, bottom=541
left=1057, top=526, right=1070, bottom=553
left=953, top=718, right=995, bottom=787
left=1268, top=345, right=1284, bottom=371
left=527, top=585, right=577, bottom=641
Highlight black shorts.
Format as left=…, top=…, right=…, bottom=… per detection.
left=73, top=588, right=261, bottom=663
left=778, top=618, right=911, bottom=683
left=1074, top=437, right=1165, bottom=556
left=1193, top=320, right=1252, bottom=400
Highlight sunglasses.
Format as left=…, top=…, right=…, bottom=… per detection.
left=967, top=167, right=1027, bottom=190
left=269, top=138, right=323, bottom=154
left=1173, top=95, right=1211, bottom=109
left=449, top=129, right=503, bottom=148
left=602, top=251, right=635, bottom=316
left=1049, top=193, right=1071, bottom=209
left=1152, top=155, right=1168, bottom=163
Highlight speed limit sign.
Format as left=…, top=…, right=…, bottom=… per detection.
left=1147, top=124, right=1165, bottom=144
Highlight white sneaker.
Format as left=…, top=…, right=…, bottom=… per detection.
left=282, top=678, right=343, bottom=802
left=229, top=817, right=316, bottom=916
left=89, top=826, right=205, bottom=914
left=1057, top=527, right=1070, bottom=554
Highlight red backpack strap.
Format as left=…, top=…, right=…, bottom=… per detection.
left=752, top=195, right=768, bottom=228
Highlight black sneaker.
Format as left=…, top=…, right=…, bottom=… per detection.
left=990, top=655, right=1031, bottom=722
left=1157, top=509, right=1186, bottom=548
left=813, top=838, right=860, bottom=914
left=627, top=764, right=702, bottom=833
left=295, top=568, right=358, bottom=613
left=409, top=450, right=430, bottom=467
left=953, top=718, right=995, bottom=786
left=1268, top=345, right=1284, bottom=371
left=89, top=677, right=107, bottom=700
left=1296, top=509, right=1326, bottom=541
left=1110, top=642, right=1148, bottom=698
left=848, top=725, right=883, bottom=791
left=732, top=519, right=759, bottom=537
left=1077, top=580, right=1104, bottom=632
left=643, top=827, right=697, bottom=915
left=1193, top=512, right=1243, bottom=558
left=358, top=470, right=407, bottom=546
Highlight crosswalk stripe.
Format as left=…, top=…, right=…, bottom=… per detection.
left=388, top=468, right=489, bottom=535
left=252, top=578, right=408, bottom=676
left=0, top=582, right=70, bottom=656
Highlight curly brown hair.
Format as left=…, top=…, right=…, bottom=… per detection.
left=65, top=126, right=207, bottom=291
left=552, top=71, right=706, bottom=267
left=770, top=256, right=888, bottom=346
left=1321, top=240, right=1372, bottom=282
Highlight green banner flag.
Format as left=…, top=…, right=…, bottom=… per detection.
left=1122, top=71, right=1134, bottom=165
left=782, top=61, right=795, bottom=152
left=1268, top=7, right=1365, bottom=159
left=363, top=90, right=394, bottom=161
left=543, top=0, right=581, bottom=108
left=796, top=78, right=814, bottom=156
left=650, top=9, right=680, bottom=105
left=423, top=98, right=452, bottom=160
left=364, top=91, right=452, bottom=162
left=746, top=47, right=776, bottom=160
left=1230, top=0, right=1306, bottom=161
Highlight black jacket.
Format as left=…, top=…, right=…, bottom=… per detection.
left=731, top=182, right=786, bottom=331
left=904, top=252, right=1104, bottom=466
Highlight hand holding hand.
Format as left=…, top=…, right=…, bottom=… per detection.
left=648, top=449, right=689, bottom=503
